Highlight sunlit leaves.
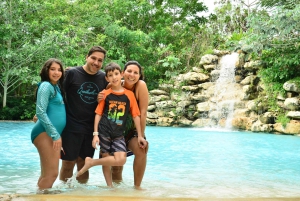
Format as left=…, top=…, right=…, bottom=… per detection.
left=246, top=3, right=300, bottom=51
left=260, top=0, right=298, bottom=9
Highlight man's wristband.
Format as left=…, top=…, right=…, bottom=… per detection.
left=93, top=132, right=99, bottom=136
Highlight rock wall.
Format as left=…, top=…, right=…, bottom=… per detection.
left=146, top=49, right=300, bottom=135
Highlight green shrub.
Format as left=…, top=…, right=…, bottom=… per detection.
left=0, top=96, right=35, bottom=120
left=276, top=113, right=290, bottom=128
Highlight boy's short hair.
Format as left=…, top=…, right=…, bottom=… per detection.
left=104, top=62, right=122, bottom=75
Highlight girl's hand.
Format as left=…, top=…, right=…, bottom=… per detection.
left=92, top=136, right=100, bottom=149
left=53, top=137, right=62, bottom=151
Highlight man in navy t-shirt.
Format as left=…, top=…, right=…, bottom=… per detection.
left=59, top=46, right=108, bottom=183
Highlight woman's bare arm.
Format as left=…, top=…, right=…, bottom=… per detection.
left=135, top=80, right=149, bottom=137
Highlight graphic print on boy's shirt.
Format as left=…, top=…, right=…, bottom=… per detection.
left=95, top=88, right=140, bottom=139
left=107, top=100, right=126, bottom=125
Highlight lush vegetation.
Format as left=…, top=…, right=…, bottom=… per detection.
left=0, top=0, right=299, bottom=120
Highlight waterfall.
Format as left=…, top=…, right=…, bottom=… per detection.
left=210, top=52, right=239, bottom=129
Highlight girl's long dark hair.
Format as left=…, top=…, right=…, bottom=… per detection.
left=36, top=58, right=66, bottom=103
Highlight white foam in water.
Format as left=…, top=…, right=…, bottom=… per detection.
left=65, top=171, right=79, bottom=188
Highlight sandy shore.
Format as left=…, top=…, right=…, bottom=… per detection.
left=1, top=194, right=300, bottom=201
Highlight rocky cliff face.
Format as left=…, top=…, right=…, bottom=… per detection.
left=146, top=49, right=300, bottom=135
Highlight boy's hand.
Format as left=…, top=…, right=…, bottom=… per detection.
left=92, top=136, right=100, bottom=149
left=138, top=136, right=148, bottom=149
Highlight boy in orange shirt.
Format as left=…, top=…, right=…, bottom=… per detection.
left=77, top=62, right=145, bottom=187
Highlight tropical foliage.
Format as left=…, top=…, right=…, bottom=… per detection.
left=0, top=0, right=300, bottom=120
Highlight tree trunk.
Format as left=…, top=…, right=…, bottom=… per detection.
left=3, top=81, right=8, bottom=108
left=2, top=0, right=12, bottom=108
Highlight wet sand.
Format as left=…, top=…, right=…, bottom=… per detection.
left=1, top=194, right=300, bottom=201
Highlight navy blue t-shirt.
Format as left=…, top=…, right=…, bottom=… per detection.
left=63, top=66, right=108, bottom=134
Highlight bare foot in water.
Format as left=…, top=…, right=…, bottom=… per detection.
left=134, top=186, right=144, bottom=190
left=77, top=157, right=93, bottom=177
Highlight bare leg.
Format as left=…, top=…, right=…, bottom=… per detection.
left=103, top=166, right=112, bottom=187
left=76, top=157, right=89, bottom=183
left=128, top=137, right=148, bottom=189
left=37, top=163, right=43, bottom=186
left=34, top=132, right=60, bottom=189
left=59, top=160, right=76, bottom=182
left=77, top=152, right=126, bottom=177
left=111, top=166, right=123, bottom=183
left=59, top=156, right=89, bottom=183
left=77, top=157, right=93, bottom=177
left=102, top=153, right=112, bottom=187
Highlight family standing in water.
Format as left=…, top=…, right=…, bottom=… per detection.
left=31, top=46, right=149, bottom=191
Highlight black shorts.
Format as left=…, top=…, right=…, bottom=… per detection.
left=61, top=131, right=95, bottom=161
left=125, top=130, right=146, bottom=157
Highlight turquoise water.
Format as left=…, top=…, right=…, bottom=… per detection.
left=1, top=121, right=300, bottom=198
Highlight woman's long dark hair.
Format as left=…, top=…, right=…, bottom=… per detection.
left=36, top=58, right=66, bottom=103
left=124, top=60, right=144, bottom=80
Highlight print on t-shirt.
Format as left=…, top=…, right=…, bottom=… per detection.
left=108, top=100, right=126, bottom=125
left=77, top=82, right=99, bottom=104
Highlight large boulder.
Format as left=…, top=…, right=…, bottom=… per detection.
left=244, top=60, right=263, bottom=70
left=156, top=100, right=175, bottom=108
left=199, top=54, right=219, bottom=65
left=149, top=89, right=169, bottom=96
left=178, top=117, right=193, bottom=127
left=232, top=117, right=252, bottom=130
left=196, top=102, right=210, bottom=112
left=283, top=80, right=300, bottom=93
left=192, top=118, right=213, bottom=127
left=156, top=117, right=174, bottom=127
left=251, top=120, right=273, bottom=133
left=149, top=95, right=169, bottom=105
left=287, top=111, right=300, bottom=120
left=274, top=120, right=300, bottom=135
left=259, top=112, right=276, bottom=124
left=284, top=98, right=299, bottom=110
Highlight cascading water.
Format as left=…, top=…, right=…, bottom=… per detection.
left=210, top=52, right=240, bottom=129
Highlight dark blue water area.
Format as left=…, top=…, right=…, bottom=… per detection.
left=1, top=122, right=300, bottom=198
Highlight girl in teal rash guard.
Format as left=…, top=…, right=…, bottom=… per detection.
left=31, top=58, right=66, bottom=191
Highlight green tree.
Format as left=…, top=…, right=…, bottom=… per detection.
left=0, top=0, right=97, bottom=108
left=245, top=3, right=300, bottom=64
left=239, top=2, right=300, bottom=120
left=260, top=0, right=298, bottom=8
left=68, top=0, right=210, bottom=88
left=0, top=0, right=47, bottom=108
